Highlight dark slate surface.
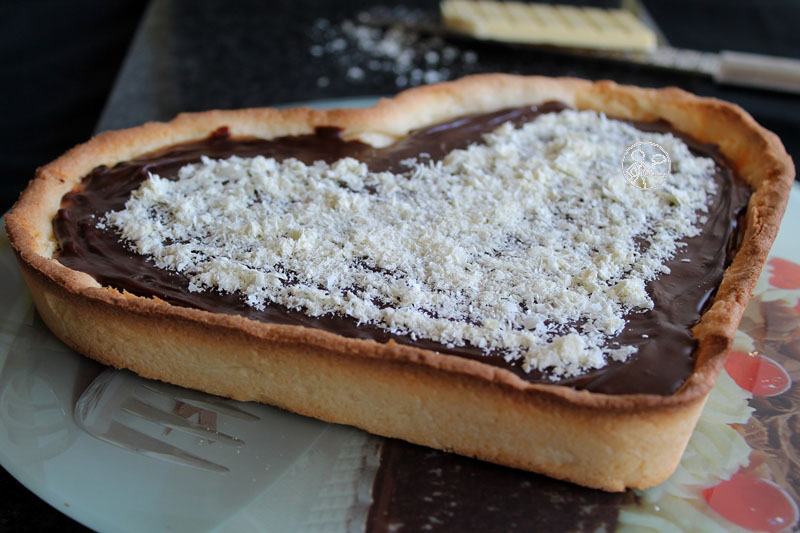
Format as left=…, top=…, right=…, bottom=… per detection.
left=2, top=0, right=799, bottom=530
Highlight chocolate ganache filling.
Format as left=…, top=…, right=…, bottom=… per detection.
left=53, top=102, right=751, bottom=395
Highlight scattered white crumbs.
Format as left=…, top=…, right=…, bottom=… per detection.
left=309, top=8, right=479, bottom=88
left=104, top=110, right=717, bottom=378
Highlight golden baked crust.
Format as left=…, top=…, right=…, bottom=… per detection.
left=5, top=74, right=794, bottom=491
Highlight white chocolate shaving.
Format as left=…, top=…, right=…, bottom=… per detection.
left=105, top=110, right=717, bottom=377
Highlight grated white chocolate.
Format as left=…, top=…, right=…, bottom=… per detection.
left=104, top=110, right=718, bottom=378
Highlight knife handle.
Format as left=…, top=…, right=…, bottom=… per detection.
left=716, top=50, right=800, bottom=94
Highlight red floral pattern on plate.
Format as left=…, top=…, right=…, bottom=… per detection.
left=725, top=350, right=792, bottom=397
left=704, top=255, right=800, bottom=530
left=703, top=472, right=799, bottom=532
left=768, top=258, right=800, bottom=291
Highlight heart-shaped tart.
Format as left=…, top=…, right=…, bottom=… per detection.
left=6, top=74, right=794, bottom=490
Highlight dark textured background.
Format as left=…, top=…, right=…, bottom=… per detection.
left=1, top=0, right=799, bottom=530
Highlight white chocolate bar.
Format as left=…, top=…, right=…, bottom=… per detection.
left=441, top=1, right=656, bottom=51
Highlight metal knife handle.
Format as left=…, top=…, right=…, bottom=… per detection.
left=716, top=50, right=800, bottom=94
